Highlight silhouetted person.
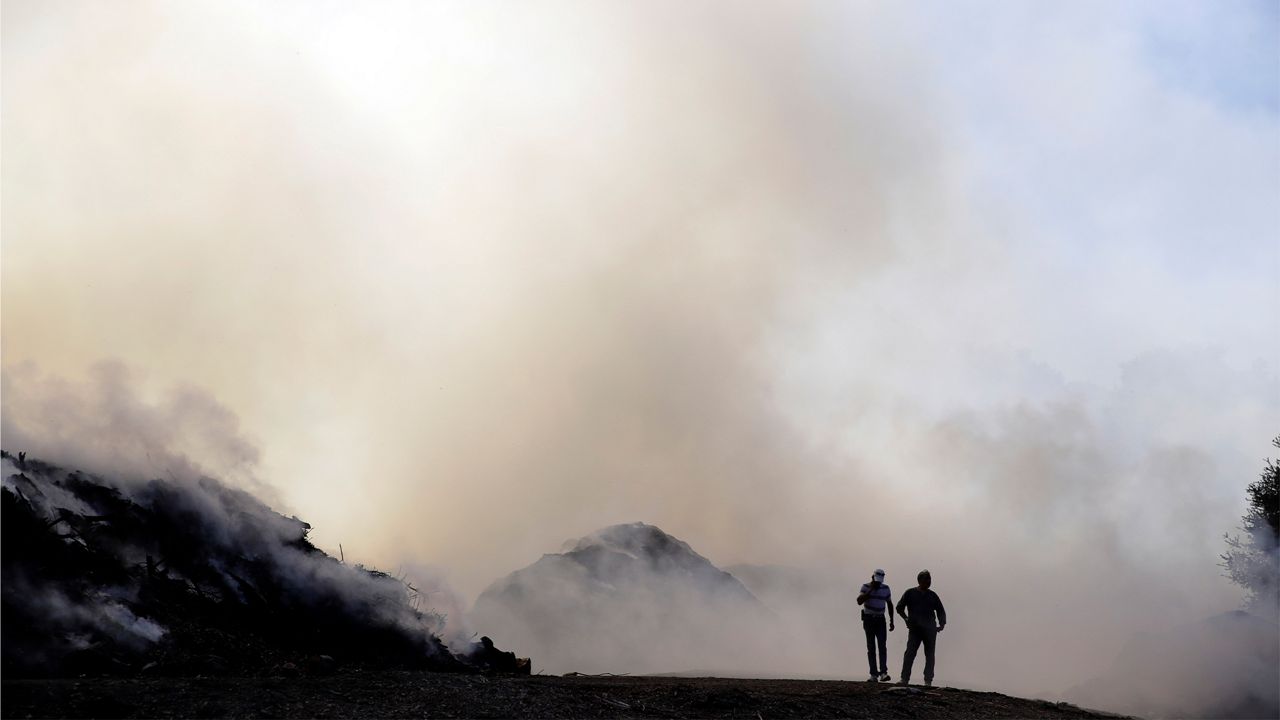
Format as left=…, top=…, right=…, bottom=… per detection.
left=896, top=569, right=946, bottom=687
left=856, top=568, right=895, bottom=681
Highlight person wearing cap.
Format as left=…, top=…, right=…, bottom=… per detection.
left=895, top=569, right=947, bottom=687
left=856, top=568, right=895, bottom=682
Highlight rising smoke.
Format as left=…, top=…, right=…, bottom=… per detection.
left=0, top=446, right=473, bottom=675
left=1, top=361, right=264, bottom=495
left=3, top=1, right=1277, bottom=715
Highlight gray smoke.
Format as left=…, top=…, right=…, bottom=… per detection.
left=472, top=523, right=780, bottom=675
left=3, top=0, right=1277, bottom=715
left=0, top=370, right=479, bottom=669
left=1, top=361, right=267, bottom=500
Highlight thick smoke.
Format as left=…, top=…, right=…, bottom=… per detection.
left=1, top=1, right=952, bottom=584
left=3, top=1, right=1277, bottom=716
left=0, top=368, right=480, bottom=671
left=472, top=523, right=779, bottom=675
left=1, top=361, right=266, bottom=499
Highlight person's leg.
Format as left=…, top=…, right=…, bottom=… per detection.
left=874, top=617, right=888, bottom=676
left=862, top=618, right=878, bottom=678
left=901, top=627, right=921, bottom=683
left=922, top=628, right=937, bottom=684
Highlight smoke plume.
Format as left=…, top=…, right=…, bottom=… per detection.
left=4, top=1, right=1277, bottom=715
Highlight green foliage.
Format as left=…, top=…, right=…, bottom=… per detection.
left=1222, top=436, right=1280, bottom=613
left=1245, top=437, right=1280, bottom=540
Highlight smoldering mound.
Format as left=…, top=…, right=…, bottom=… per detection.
left=470, top=522, right=782, bottom=675
left=0, top=450, right=519, bottom=677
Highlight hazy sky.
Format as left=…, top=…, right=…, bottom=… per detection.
left=3, top=0, right=1278, bottom=696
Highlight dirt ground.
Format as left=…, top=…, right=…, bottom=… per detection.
left=3, top=672, right=1131, bottom=719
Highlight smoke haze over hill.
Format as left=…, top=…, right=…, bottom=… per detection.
left=3, top=0, right=1278, bottom=714
left=472, top=523, right=777, bottom=675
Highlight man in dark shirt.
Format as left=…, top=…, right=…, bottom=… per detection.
left=895, top=569, right=947, bottom=687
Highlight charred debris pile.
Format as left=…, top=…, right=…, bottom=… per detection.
left=0, top=450, right=528, bottom=678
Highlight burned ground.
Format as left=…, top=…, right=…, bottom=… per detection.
left=2, top=672, right=1132, bottom=719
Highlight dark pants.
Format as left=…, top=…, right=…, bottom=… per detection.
left=901, top=624, right=937, bottom=683
left=862, top=614, right=888, bottom=676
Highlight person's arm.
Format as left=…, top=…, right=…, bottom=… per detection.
left=934, top=592, right=947, bottom=631
left=887, top=591, right=896, bottom=631
left=895, top=590, right=910, bottom=622
left=856, top=583, right=870, bottom=606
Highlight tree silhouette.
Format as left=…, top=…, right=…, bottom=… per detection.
left=1222, top=435, right=1280, bottom=614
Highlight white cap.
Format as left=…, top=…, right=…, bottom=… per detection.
left=873, top=568, right=885, bottom=580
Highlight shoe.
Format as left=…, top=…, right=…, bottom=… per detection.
left=897, top=679, right=909, bottom=686
left=879, top=673, right=891, bottom=682
left=869, top=675, right=879, bottom=682
left=924, top=679, right=933, bottom=688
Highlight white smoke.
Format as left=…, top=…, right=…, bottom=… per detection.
left=3, top=0, right=1277, bottom=714
left=1, top=361, right=264, bottom=498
